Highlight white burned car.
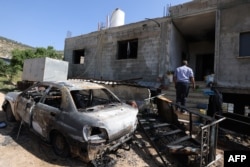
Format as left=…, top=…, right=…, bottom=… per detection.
left=2, top=80, right=138, bottom=162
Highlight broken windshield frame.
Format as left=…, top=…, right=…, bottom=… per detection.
left=71, top=88, right=121, bottom=110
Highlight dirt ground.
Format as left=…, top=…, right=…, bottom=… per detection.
left=0, top=92, right=224, bottom=167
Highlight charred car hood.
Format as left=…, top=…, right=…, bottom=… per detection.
left=81, top=103, right=138, bottom=141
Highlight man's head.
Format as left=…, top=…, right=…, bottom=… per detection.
left=182, top=60, right=188, bottom=66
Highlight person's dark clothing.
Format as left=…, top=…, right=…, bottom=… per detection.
left=207, top=89, right=223, bottom=117
left=176, top=82, right=190, bottom=106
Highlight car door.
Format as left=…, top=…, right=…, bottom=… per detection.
left=31, top=86, right=62, bottom=139
left=16, top=84, right=48, bottom=125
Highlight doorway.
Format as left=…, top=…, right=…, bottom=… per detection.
left=195, top=54, right=214, bottom=81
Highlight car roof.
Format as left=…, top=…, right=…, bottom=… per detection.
left=39, top=80, right=106, bottom=90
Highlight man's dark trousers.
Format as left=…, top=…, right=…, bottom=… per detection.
left=176, top=82, right=190, bottom=106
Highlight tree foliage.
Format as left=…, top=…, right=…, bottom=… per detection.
left=0, top=46, right=63, bottom=82
left=10, top=46, right=63, bottom=71
left=0, top=59, right=17, bottom=82
left=0, top=59, right=10, bottom=77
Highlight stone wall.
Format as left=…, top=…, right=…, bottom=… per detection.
left=169, top=0, right=218, bottom=17
left=215, top=2, right=250, bottom=91
left=64, top=18, right=172, bottom=81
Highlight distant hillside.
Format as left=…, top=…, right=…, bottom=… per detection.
left=0, top=36, right=34, bottom=59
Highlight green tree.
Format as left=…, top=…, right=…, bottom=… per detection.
left=10, top=46, right=63, bottom=71
left=46, top=46, right=63, bottom=59
left=0, top=59, right=17, bottom=82
left=0, top=59, right=10, bottom=77
left=11, top=49, right=35, bottom=71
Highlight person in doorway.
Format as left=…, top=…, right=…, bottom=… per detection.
left=173, top=60, right=195, bottom=112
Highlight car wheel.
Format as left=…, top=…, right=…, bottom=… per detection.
left=5, top=103, right=16, bottom=122
left=52, top=132, right=70, bottom=158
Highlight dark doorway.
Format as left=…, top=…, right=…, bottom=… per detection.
left=222, top=93, right=250, bottom=115
left=195, top=54, right=214, bottom=81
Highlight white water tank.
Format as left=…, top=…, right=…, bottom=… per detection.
left=110, top=8, right=125, bottom=27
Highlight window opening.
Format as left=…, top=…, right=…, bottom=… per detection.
left=117, top=39, right=138, bottom=59
left=22, top=84, right=49, bottom=103
left=73, top=49, right=85, bottom=64
left=71, top=89, right=120, bottom=110
left=44, top=87, right=62, bottom=108
left=239, top=32, right=250, bottom=57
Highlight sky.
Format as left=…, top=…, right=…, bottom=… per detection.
left=1, top=0, right=191, bottom=50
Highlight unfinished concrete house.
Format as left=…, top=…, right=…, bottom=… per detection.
left=64, top=0, right=250, bottom=115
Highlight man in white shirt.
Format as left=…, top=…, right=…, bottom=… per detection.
left=173, top=60, right=195, bottom=111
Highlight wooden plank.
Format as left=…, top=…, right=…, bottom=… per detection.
left=157, top=95, right=172, bottom=103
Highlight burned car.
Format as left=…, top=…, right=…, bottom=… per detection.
left=2, top=80, right=138, bottom=162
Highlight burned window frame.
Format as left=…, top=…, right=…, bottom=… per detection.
left=239, top=32, right=250, bottom=57
left=71, top=88, right=120, bottom=110
left=117, top=39, right=138, bottom=60
left=73, top=49, right=85, bottom=64
left=43, top=86, right=62, bottom=109
left=21, top=84, right=49, bottom=103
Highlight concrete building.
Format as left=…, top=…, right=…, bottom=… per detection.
left=64, top=0, right=250, bottom=114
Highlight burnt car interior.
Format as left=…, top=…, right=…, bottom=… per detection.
left=21, top=85, right=62, bottom=109
left=21, top=84, right=122, bottom=111
left=44, top=87, right=62, bottom=108
left=22, top=85, right=49, bottom=103
left=71, top=89, right=120, bottom=110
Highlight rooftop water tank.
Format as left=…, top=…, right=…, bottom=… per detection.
left=110, top=8, right=125, bottom=27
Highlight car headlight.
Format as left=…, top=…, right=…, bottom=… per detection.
left=82, top=125, right=108, bottom=144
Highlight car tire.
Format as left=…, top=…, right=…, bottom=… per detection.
left=52, top=132, right=70, bottom=158
left=5, top=103, right=16, bottom=122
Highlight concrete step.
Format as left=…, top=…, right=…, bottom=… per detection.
left=168, top=81, right=208, bottom=87
left=163, top=90, right=209, bottom=98
left=161, top=81, right=210, bottom=111
left=163, top=94, right=209, bottom=103
left=176, top=111, right=201, bottom=122
left=167, top=81, right=208, bottom=89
